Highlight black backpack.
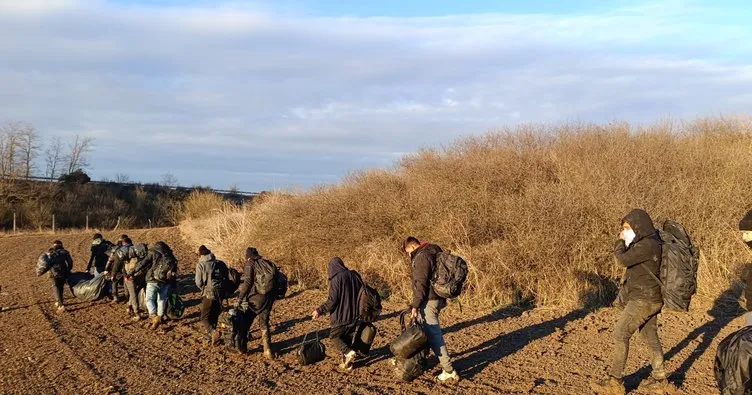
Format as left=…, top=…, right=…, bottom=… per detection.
left=715, top=326, right=752, bottom=395
left=221, top=267, right=242, bottom=299
left=47, top=250, right=69, bottom=279
left=132, top=243, right=148, bottom=260
left=210, top=260, right=229, bottom=299
left=651, top=220, right=700, bottom=311
left=274, top=269, right=288, bottom=300
left=253, top=258, right=277, bottom=295
left=152, top=250, right=176, bottom=283
left=353, top=271, right=382, bottom=323
left=431, top=251, right=469, bottom=299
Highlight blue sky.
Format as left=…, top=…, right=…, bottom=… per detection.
left=1, top=0, right=752, bottom=191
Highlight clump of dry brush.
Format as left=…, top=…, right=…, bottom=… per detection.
left=181, top=117, right=752, bottom=310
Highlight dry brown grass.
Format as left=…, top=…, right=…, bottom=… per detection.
left=180, top=117, right=752, bottom=310
left=178, top=190, right=234, bottom=223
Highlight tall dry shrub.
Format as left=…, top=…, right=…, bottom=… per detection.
left=181, top=117, right=752, bottom=310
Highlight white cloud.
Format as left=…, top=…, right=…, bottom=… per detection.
left=0, top=0, right=751, bottom=189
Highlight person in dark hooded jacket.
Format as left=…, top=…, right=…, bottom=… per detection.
left=233, top=247, right=276, bottom=358
left=86, top=233, right=113, bottom=275
left=128, top=241, right=177, bottom=330
left=738, top=210, right=752, bottom=326
left=591, top=209, right=669, bottom=395
left=312, top=257, right=361, bottom=371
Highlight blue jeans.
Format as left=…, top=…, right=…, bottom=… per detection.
left=145, top=282, right=169, bottom=317
left=419, top=299, right=454, bottom=373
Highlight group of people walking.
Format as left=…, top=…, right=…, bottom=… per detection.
left=34, top=232, right=462, bottom=383
left=32, top=207, right=752, bottom=392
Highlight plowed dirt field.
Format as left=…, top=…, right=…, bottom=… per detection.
left=0, top=228, right=743, bottom=394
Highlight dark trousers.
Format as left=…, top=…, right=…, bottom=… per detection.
left=330, top=322, right=358, bottom=355
left=52, top=278, right=66, bottom=306
left=235, top=300, right=274, bottom=353
left=610, top=300, right=665, bottom=379
left=200, top=298, right=222, bottom=333
left=112, top=275, right=124, bottom=301
left=124, top=276, right=145, bottom=314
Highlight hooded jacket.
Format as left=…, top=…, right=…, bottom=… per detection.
left=129, top=242, right=176, bottom=284
left=410, top=243, right=443, bottom=308
left=195, top=253, right=219, bottom=300
left=87, top=238, right=113, bottom=272
left=105, top=243, right=132, bottom=275
left=237, top=252, right=272, bottom=313
left=615, top=209, right=663, bottom=304
left=316, top=257, right=361, bottom=327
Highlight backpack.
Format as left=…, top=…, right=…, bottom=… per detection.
left=715, top=326, right=752, bottom=395
left=651, top=220, right=700, bottom=312
left=166, top=292, right=185, bottom=320
left=274, top=269, right=288, bottom=300
left=353, top=271, right=382, bottom=323
left=132, top=243, right=148, bottom=260
left=210, top=260, right=229, bottom=299
left=47, top=250, right=69, bottom=279
left=221, top=267, right=242, bottom=299
left=431, top=251, right=469, bottom=299
left=253, top=258, right=277, bottom=295
left=152, top=250, right=176, bottom=283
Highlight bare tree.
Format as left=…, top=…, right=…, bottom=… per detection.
left=16, top=122, right=39, bottom=179
left=161, top=172, right=178, bottom=187
left=115, top=173, right=131, bottom=183
left=0, top=122, right=22, bottom=178
left=65, top=134, right=94, bottom=174
left=44, top=136, right=64, bottom=180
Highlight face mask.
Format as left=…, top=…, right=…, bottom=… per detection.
left=623, top=229, right=636, bottom=247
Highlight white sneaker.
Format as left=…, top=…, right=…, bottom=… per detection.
left=437, top=370, right=460, bottom=383
left=340, top=350, right=357, bottom=371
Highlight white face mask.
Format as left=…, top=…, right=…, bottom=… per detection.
left=624, top=229, right=636, bottom=247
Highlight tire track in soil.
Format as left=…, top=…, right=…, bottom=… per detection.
left=0, top=228, right=742, bottom=394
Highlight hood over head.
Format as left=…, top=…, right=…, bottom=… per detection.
left=622, top=209, right=657, bottom=240
left=327, top=257, right=348, bottom=279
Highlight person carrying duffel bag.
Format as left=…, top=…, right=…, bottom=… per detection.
left=311, top=257, right=362, bottom=371
left=403, top=236, right=461, bottom=383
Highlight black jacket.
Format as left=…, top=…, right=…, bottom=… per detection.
left=50, top=248, right=74, bottom=278
left=237, top=255, right=272, bottom=313
left=316, top=257, right=361, bottom=327
left=87, top=239, right=112, bottom=272
left=105, top=243, right=133, bottom=275
left=615, top=209, right=663, bottom=304
left=129, top=242, right=176, bottom=284
left=410, top=243, right=443, bottom=308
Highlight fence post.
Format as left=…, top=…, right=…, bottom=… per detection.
left=52, top=214, right=56, bottom=234
left=13, top=212, right=16, bottom=234
left=86, top=215, right=89, bottom=231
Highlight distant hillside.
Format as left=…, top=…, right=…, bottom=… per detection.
left=0, top=174, right=256, bottom=231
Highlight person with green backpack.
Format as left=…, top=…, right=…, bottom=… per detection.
left=127, top=241, right=177, bottom=330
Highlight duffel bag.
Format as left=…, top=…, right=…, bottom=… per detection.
left=298, top=330, right=326, bottom=366
left=353, top=322, right=377, bottom=356
left=393, top=349, right=428, bottom=382
left=389, top=310, right=428, bottom=359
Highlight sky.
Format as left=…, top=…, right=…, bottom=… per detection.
left=1, top=0, right=752, bottom=191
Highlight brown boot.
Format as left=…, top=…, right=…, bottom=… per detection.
left=150, top=315, right=161, bottom=330
left=261, top=330, right=274, bottom=359
left=589, top=376, right=625, bottom=395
